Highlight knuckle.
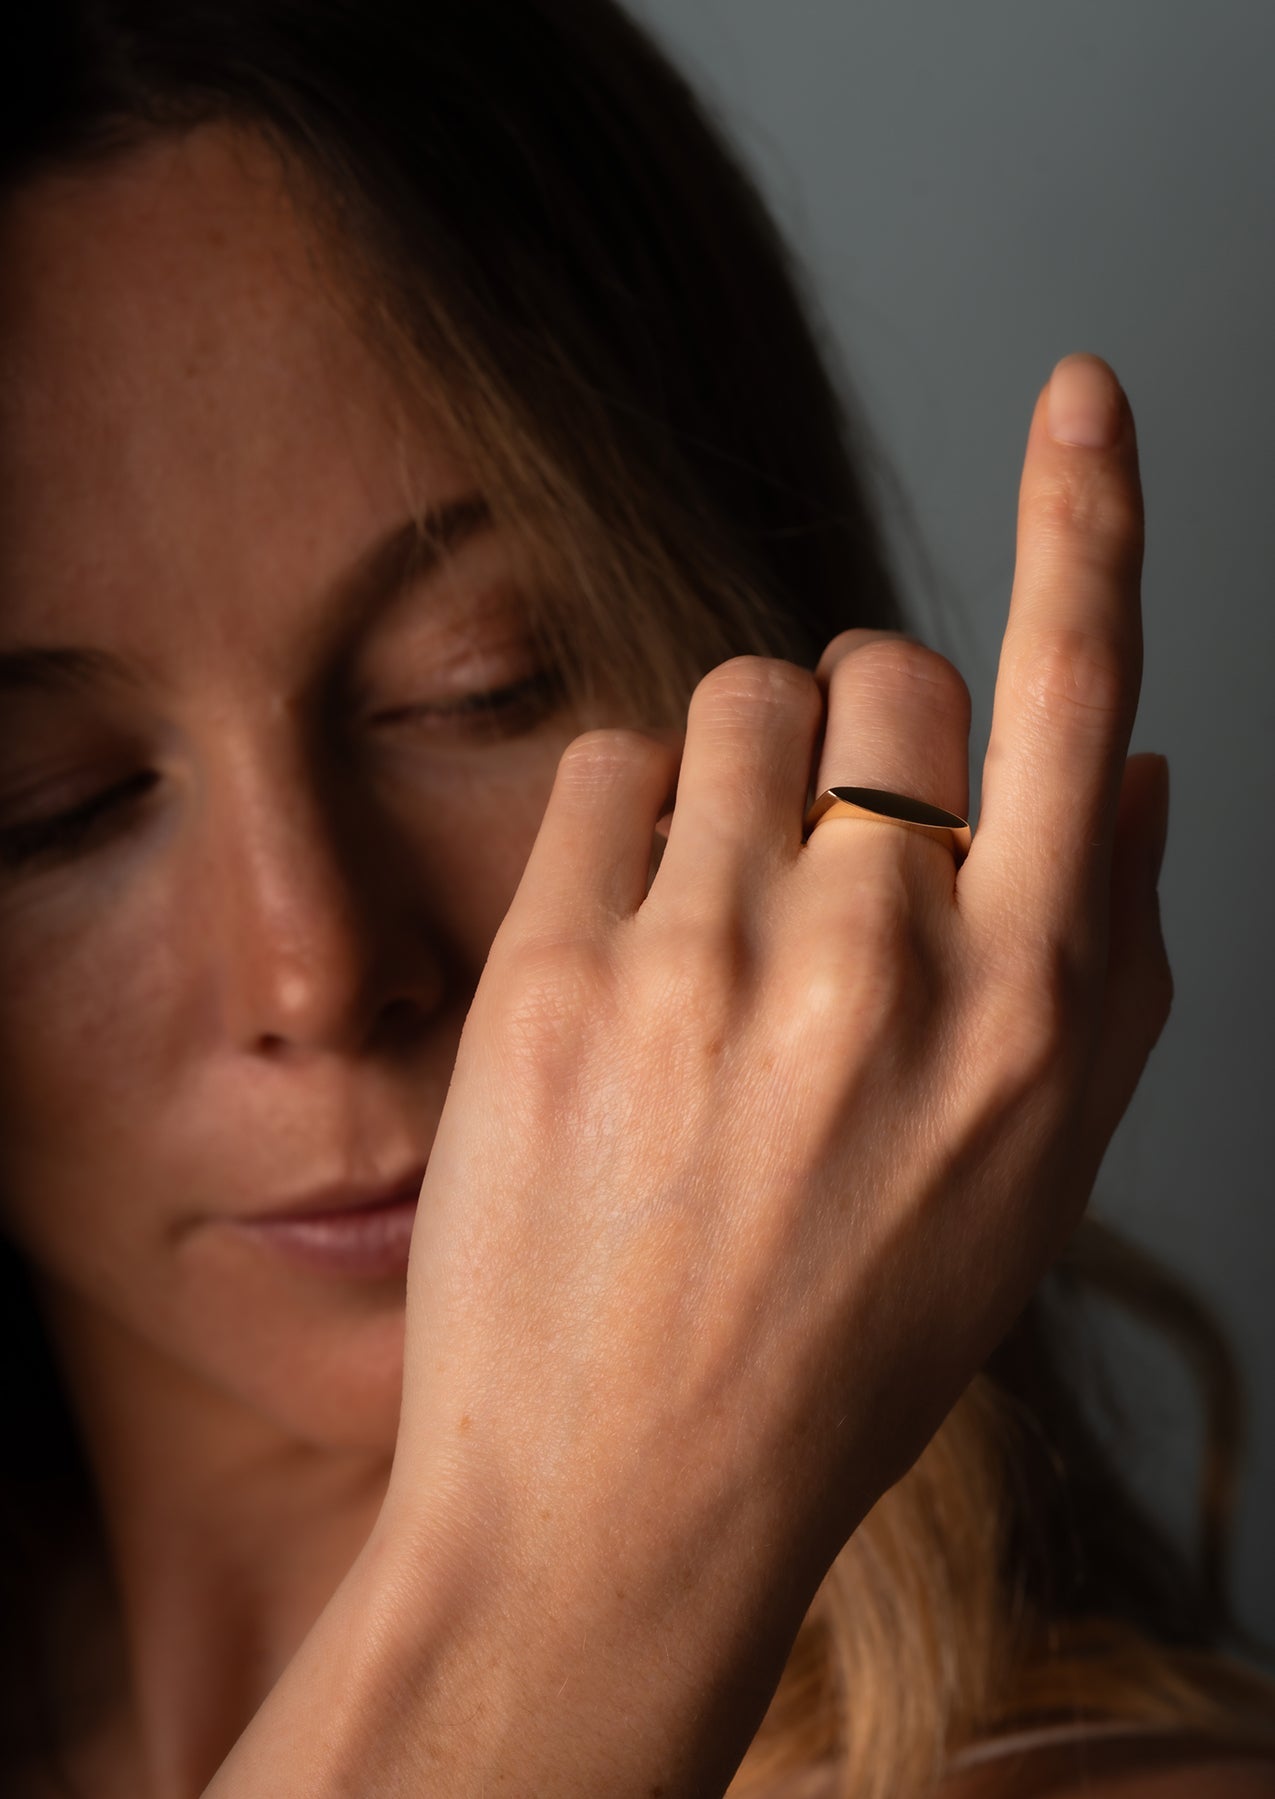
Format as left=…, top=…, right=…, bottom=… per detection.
left=498, top=931, right=602, bottom=1006
left=1028, top=463, right=1144, bottom=564
left=836, top=636, right=972, bottom=722
left=693, top=655, right=819, bottom=720
left=816, top=625, right=912, bottom=677
left=1010, top=627, right=1130, bottom=733
left=490, top=935, right=609, bottom=1074
left=557, top=726, right=671, bottom=788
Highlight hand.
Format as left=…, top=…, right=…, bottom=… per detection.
left=206, top=355, right=1172, bottom=1797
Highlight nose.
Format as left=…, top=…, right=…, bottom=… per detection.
left=195, top=727, right=447, bottom=1058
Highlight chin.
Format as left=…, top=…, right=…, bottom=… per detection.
left=28, top=1235, right=413, bottom=1466
left=214, top=1293, right=410, bottom=1455
left=136, top=1213, right=417, bottom=1454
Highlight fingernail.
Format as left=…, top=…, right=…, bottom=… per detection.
left=1048, top=353, right=1124, bottom=448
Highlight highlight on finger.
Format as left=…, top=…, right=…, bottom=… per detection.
left=960, top=353, right=1145, bottom=970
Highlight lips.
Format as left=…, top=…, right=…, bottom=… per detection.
left=244, top=1165, right=428, bottom=1224
left=224, top=1165, right=428, bottom=1279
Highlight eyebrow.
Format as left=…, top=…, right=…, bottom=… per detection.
left=0, top=492, right=493, bottom=700
left=0, top=643, right=146, bottom=700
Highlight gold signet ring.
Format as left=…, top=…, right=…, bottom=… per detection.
left=803, top=786, right=972, bottom=866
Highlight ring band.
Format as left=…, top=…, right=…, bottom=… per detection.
left=803, top=786, right=972, bottom=865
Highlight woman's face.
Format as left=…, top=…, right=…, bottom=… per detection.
left=0, top=126, right=584, bottom=1455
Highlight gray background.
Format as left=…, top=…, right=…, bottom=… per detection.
left=627, top=0, right=1275, bottom=1649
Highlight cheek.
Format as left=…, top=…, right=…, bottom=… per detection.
left=0, top=731, right=566, bottom=1283
left=399, top=734, right=571, bottom=952
left=0, top=876, right=408, bottom=1452
left=0, top=874, right=180, bottom=1266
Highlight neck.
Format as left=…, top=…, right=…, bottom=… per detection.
left=35, top=1288, right=394, bottom=1799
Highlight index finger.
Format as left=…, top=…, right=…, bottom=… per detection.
left=959, top=353, right=1145, bottom=976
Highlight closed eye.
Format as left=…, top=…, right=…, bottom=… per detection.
left=0, top=770, right=161, bottom=870
left=372, top=667, right=567, bottom=734
left=0, top=669, right=569, bottom=874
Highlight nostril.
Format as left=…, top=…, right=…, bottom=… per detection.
left=376, top=993, right=440, bottom=1049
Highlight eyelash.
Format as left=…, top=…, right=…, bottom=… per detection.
left=374, top=667, right=564, bottom=731
left=0, top=769, right=161, bottom=871
left=0, top=669, right=567, bottom=872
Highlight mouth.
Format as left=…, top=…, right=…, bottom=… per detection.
left=225, top=1166, right=427, bottom=1279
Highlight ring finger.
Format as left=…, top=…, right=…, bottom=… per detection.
left=808, top=628, right=973, bottom=857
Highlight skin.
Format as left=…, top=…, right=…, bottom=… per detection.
left=0, top=126, right=589, bottom=1792
left=1, top=124, right=1270, bottom=1799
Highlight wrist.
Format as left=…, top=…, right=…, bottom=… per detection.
left=363, top=1447, right=827, bottom=1797
left=204, top=1444, right=845, bottom=1799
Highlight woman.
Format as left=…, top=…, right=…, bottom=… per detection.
left=2, top=2, right=1273, bottom=1794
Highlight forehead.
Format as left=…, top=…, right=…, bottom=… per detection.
left=0, top=124, right=476, bottom=675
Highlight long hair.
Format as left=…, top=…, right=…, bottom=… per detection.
left=4, top=3, right=1274, bottom=1791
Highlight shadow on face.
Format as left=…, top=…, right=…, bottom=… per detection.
left=0, top=123, right=585, bottom=1462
